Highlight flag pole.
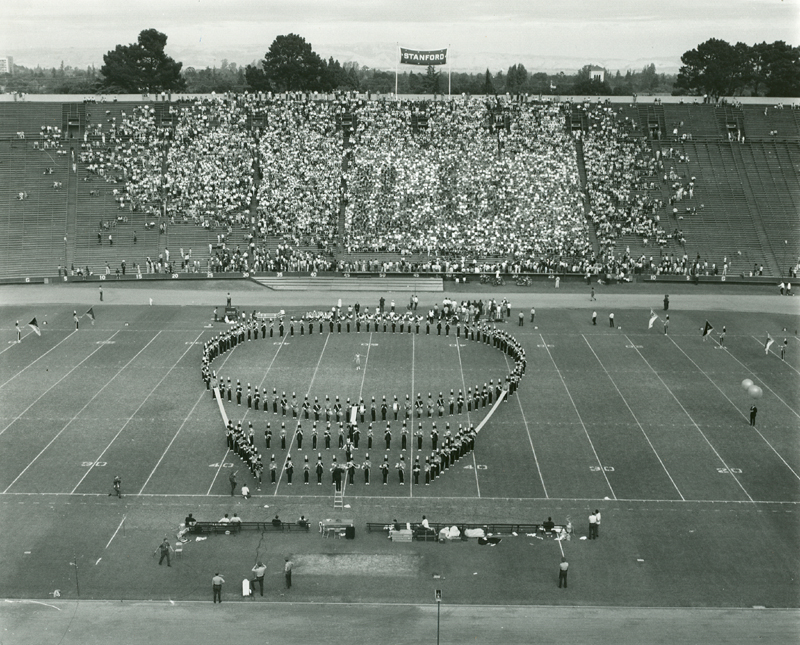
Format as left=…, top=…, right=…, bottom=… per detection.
left=448, top=44, right=451, bottom=98
left=395, top=43, right=399, bottom=99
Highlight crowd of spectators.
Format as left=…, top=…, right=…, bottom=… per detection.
left=70, top=93, right=701, bottom=277
left=344, top=98, right=590, bottom=265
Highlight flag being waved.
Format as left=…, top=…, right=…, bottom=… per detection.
left=648, top=310, right=659, bottom=329
left=85, top=307, right=95, bottom=323
left=701, top=321, right=713, bottom=340
left=765, top=334, right=774, bottom=355
left=28, top=317, right=41, bottom=336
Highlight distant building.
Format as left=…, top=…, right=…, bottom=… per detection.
left=588, top=66, right=604, bottom=83
left=0, top=57, right=14, bottom=75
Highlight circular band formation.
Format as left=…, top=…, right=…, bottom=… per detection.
left=201, top=309, right=527, bottom=490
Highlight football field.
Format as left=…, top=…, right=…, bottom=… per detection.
left=0, top=281, right=798, bottom=644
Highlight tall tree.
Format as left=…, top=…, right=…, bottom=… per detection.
left=244, top=63, right=272, bottom=92
left=483, top=69, right=494, bottom=95
left=506, top=64, right=528, bottom=93
left=759, top=41, right=800, bottom=97
left=423, top=65, right=441, bottom=94
left=675, top=38, right=745, bottom=100
left=261, top=33, right=330, bottom=92
left=100, top=29, right=186, bottom=93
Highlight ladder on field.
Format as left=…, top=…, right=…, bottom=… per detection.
left=333, top=489, right=344, bottom=509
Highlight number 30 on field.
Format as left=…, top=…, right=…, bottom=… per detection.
left=590, top=465, right=614, bottom=472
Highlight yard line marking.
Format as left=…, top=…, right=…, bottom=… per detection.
left=0, top=331, right=77, bottom=389
left=274, top=333, right=330, bottom=495
left=71, top=331, right=200, bottom=494
left=540, top=334, right=616, bottom=499
left=667, top=336, right=800, bottom=484
left=0, top=333, right=117, bottom=438
left=1, top=330, right=124, bottom=491
left=503, top=353, right=548, bottom=498
left=409, top=333, right=414, bottom=498
left=206, top=448, right=231, bottom=496
left=139, top=392, right=206, bottom=495
left=750, top=335, right=800, bottom=376
left=150, top=335, right=240, bottom=496
left=455, top=333, right=480, bottom=498
left=105, top=515, right=126, bottom=549
left=358, top=331, right=373, bottom=402
left=582, top=335, right=685, bottom=501
left=624, top=335, right=755, bottom=503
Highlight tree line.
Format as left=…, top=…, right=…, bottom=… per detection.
left=1, top=31, right=797, bottom=98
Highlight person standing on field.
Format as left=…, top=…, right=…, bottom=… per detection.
left=558, top=557, right=569, bottom=588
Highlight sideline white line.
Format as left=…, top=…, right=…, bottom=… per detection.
left=751, top=335, right=800, bottom=376
left=274, top=333, right=330, bottom=495
left=540, top=334, right=616, bottom=499
left=0, top=330, right=77, bottom=388
left=624, top=334, right=754, bottom=503
left=582, top=335, right=685, bottom=501
left=455, top=333, right=480, bottom=498
left=105, top=514, right=126, bottom=549
left=668, top=336, right=800, bottom=483
left=70, top=331, right=200, bottom=494
left=3, top=491, right=798, bottom=503
left=2, top=331, right=124, bottom=491
left=502, top=352, right=548, bottom=498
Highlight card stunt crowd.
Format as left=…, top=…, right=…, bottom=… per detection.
left=74, top=93, right=697, bottom=281
left=200, top=297, right=526, bottom=491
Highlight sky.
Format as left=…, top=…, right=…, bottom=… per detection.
left=2, top=0, right=799, bottom=73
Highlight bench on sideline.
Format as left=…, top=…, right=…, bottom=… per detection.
left=366, top=521, right=564, bottom=540
left=189, top=521, right=310, bottom=535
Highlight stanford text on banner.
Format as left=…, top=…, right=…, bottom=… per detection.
left=400, top=48, right=448, bottom=66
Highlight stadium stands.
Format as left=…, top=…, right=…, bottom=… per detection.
left=0, top=97, right=797, bottom=279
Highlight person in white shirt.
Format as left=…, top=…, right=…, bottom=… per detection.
left=588, top=512, right=597, bottom=539
left=241, top=484, right=250, bottom=498
left=218, top=513, right=231, bottom=524
left=421, top=515, right=429, bottom=529
left=251, top=562, right=267, bottom=596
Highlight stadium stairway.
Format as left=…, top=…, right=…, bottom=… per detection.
left=253, top=276, right=444, bottom=292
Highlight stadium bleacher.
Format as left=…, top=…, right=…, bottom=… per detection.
left=0, top=98, right=797, bottom=279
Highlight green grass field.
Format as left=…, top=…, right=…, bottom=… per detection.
left=0, top=282, right=798, bottom=643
